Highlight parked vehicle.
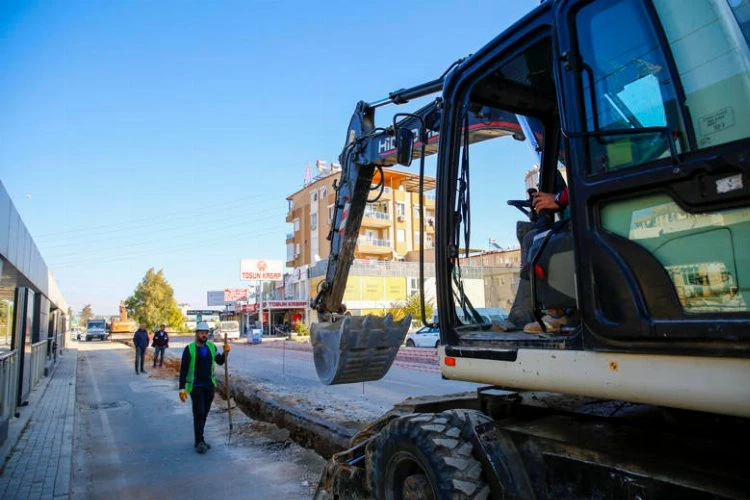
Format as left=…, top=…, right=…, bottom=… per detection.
left=85, top=319, right=108, bottom=341
left=404, top=326, right=440, bottom=348
left=213, top=320, right=240, bottom=341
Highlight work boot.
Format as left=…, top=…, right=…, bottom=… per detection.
left=523, top=314, right=568, bottom=334
left=196, top=442, right=208, bottom=454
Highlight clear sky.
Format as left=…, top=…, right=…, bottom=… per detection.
left=0, top=0, right=540, bottom=316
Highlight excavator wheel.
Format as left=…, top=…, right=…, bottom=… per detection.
left=368, top=410, right=492, bottom=500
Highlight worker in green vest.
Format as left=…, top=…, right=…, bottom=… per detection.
left=178, top=321, right=230, bottom=454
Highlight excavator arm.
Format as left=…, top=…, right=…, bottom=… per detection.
left=310, top=70, right=523, bottom=385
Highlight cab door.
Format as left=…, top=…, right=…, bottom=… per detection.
left=555, top=0, right=750, bottom=354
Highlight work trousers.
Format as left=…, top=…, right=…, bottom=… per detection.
left=134, top=346, right=147, bottom=373
left=190, top=385, right=215, bottom=446
left=153, top=346, right=166, bottom=366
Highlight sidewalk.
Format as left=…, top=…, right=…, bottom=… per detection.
left=0, top=348, right=77, bottom=499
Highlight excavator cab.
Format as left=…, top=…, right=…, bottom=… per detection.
left=312, top=0, right=750, bottom=417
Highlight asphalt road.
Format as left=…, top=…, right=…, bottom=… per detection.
left=71, top=341, right=324, bottom=499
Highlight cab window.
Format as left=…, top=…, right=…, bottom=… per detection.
left=575, top=0, right=684, bottom=173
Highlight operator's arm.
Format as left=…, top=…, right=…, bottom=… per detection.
left=532, top=187, right=568, bottom=211
left=178, top=347, right=190, bottom=390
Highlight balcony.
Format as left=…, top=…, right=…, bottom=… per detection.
left=286, top=211, right=295, bottom=223
left=362, top=209, right=391, bottom=228
left=371, top=185, right=392, bottom=200
left=357, top=237, right=393, bottom=255
left=286, top=233, right=294, bottom=242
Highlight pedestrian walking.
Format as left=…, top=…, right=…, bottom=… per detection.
left=178, top=322, right=230, bottom=454
left=132, top=324, right=150, bottom=374
left=153, top=323, right=169, bottom=367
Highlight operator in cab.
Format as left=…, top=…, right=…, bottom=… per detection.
left=178, top=321, right=230, bottom=454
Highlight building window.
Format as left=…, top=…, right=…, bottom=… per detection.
left=328, top=204, right=334, bottom=223
left=286, top=243, right=295, bottom=261
left=295, top=243, right=301, bottom=257
left=413, top=204, right=421, bottom=218
left=294, top=218, right=300, bottom=232
left=397, top=229, right=405, bottom=243
left=311, top=213, right=318, bottom=230
left=312, top=192, right=318, bottom=203
left=397, top=203, right=405, bottom=216
left=320, top=187, right=327, bottom=198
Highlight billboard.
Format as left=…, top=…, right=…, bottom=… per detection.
left=207, top=291, right=226, bottom=306
left=240, top=259, right=283, bottom=281
left=224, top=288, right=249, bottom=302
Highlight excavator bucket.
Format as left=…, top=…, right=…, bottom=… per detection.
left=311, top=313, right=412, bottom=385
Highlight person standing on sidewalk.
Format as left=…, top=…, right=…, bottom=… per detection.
left=178, top=322, right=230, bottom=454
left=152, top=323, right=169, bottom=368
left=132, top=324, right=150, bottom=374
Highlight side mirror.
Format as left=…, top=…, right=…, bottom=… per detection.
left=395, top=127, right=415, bottom=166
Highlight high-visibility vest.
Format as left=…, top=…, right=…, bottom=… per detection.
left=185, top=341, right=217, bottom=394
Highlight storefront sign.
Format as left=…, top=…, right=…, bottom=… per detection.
left=240, top=259, right=283, bottom=281
left=236, top=304, right=258, bottom=313
left=265, top=300, right=307, bottom=309
left=224, top=288, right=249, bottom=302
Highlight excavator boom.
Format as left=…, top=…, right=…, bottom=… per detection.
left=310, top=72, right=522, bottom=385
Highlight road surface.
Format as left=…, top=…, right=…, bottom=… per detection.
left=72, top=341, right=324, bottom=499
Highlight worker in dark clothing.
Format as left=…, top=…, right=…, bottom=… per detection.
left=133, top=324, right=150, bottom=374
left=152, top=323, right=169, bottom=367
left=178, top=322, right=230, bottom=454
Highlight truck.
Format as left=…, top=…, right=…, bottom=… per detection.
left=85, top=319, right=108, bottom=342
left=310, top=0, right=750, bottom=498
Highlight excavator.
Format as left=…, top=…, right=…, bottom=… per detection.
left=310, top=0, right=750, bottom=498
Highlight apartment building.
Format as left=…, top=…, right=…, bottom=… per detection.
left=285, top=164, right=436, bottom=268
left=284, top=162, right=443, bottom=319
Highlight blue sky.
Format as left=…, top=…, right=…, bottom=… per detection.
left=0, top=0, right=540, bottom=315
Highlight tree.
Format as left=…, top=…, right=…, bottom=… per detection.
left=390, top=292, right=435, bottom=328
left=125, top=268, right=185, bottom=330
left=80, top=304, right=93, bottom=326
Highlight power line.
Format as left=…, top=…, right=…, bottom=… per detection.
left=34, top=189, right=289, bottom=240
left=39, top=206, right=287, bottom=256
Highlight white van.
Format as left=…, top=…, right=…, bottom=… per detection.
left=214, top=320, right=241, bottom=341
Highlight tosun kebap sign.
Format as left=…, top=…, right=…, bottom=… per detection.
left=240, top=259, right=283, bottom=281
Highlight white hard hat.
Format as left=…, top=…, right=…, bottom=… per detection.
left=196, top=322, right=210, bottom=331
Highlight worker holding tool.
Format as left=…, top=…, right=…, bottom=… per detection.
left=178, top=321, right=230, bottom=454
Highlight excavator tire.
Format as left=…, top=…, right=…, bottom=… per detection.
left=311, top=313, right=411, bottom=385
left=368, top=410, right=492, bottom=500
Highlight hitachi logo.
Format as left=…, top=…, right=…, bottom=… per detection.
left=378, top=136, right=396, bottom=154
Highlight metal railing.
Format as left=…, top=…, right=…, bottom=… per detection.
left=30, top=341, right=47, bottom=389
left=0, top=350, right=18, bottom=422
left=363, top=209, right=390, bottom=221
left=357, top=237, right=391, bottom=247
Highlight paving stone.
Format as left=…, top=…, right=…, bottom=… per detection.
left=0, top=351, right=77, bottom=499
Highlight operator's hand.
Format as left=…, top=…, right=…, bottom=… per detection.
left=179, top=389, right=187, bottom=402
left=223, top=343, right=231, bottom=354
left=532, top=191, right=560, bottom=212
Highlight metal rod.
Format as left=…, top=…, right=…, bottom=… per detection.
left=368, top=78, right=444, bottom=109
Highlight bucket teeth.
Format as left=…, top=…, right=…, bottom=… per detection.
left=311, top=313, right=411, bottom=385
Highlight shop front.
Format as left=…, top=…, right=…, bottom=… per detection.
left=262, top=300, right=307, bottom=335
